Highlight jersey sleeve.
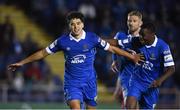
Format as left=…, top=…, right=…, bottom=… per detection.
left=162, top=44, right=175, bottom=67
left=114, top=32, right=128, bottom=48
left=112, top=32, right=129, bottom=60
left=45, top=38, right=62, bottom=54
left=93, top=33, right=110, bottom=50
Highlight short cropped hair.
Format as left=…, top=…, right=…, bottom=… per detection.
left=128, top=10, right=142, bottom=20
left=141, top=22, right=156, bottom=33
left=66, top=11, right=85, bottom=24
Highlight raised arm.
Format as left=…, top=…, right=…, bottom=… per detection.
left=104, top=39, right=119, bottom=46
left=8, top=48, right=49, bottom=71
left=108, top=45, right=144, bottom=64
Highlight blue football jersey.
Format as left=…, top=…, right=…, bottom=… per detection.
left=113, top=32, right=142, bottom=86
left=133, top=36, right=175, bottom=88
left=45, top=30, right=110, bottom=86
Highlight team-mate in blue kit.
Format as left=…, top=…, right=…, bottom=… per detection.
left=7, top=11, right=142, bottom=110
left=109, top=11, right=143, bottom=108
left=126, top=22, right=175, bottom=109
left=112, top=31, right=143, bottom=107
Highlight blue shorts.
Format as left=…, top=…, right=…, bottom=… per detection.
left=128, top=80, right=159, bottom=109
left=64, top=80, right=97, bottom=107
left=119, top=77, right=129, bottom=102
left=119, top=70, right=131, bottom=101
left=139, top=88, right=159, bottom=109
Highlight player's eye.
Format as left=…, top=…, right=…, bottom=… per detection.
left=77, top=22, right=81, bottom=25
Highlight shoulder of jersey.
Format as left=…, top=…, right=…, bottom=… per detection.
left=116, top=31, right=128, bottom=39
left=86, top=31, right=96, bottom=36
left=85, top=31, right=98, bottom=40
left=157, top=37, right=169, bottom=47
left=58, top=34, right=70, bottom=40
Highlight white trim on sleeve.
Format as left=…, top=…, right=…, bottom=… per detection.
left=45, top=47, right=54, bottom=55
left=164, top=62, right=175, bottom=67
left=118, top=40, right=123, bottom=47
left=104, top=43, right=110, bottom=50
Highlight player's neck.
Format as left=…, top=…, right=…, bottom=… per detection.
left=130, top=31, right=139, bottom=37
left=129, top=28, right=140, bottom=37
left=71, top=31, right=83, bottom=39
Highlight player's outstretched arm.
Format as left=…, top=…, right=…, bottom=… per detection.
left=104, top=39, right=119, bottom=46
left=108, top=45, right=144, bottom=64
left=8, top=48, right=49, bottom=71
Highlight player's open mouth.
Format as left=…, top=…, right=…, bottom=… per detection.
left=74, top=30, right=80, bottom=33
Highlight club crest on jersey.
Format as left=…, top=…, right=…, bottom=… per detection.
left=150, top=53, right=156, bottom=60
left=71, top=54, right=86, bottom=64
left=83, top=44, right=89, bottom=52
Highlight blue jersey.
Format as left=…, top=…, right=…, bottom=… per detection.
left=128, top=36, right=174, bottom=109
left=113, top=32, right=142, bottom=86
left=132, top=36, right=175, bottom=89
left=46, top=30, right=110, bottom=86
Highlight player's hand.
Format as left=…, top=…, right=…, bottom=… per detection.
left=111, top=61, right=119, bottom=73
left=7, top=63, right=23, bottom=71
left=132, top=53, right=145, bottom=65
left=140, top=53, right=145, bottom=62
left=150, top=80, right=162, bottom=88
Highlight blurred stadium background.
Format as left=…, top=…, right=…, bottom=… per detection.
left=0, top=0, right=179, bottom=109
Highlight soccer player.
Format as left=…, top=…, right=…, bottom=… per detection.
left=8, top=11, right=142, bottom=110
left=109, top=11, right=143, bottom=108
left=126, top=22, right=175, bottom=109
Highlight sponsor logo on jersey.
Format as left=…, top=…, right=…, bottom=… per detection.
left=142, top=61, right=153, bottom=71
left=71, top=54, right=86, bottom=64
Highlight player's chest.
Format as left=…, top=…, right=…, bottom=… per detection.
left=62, top=40, right=94, bottom=54
left=141, top=47, right=161, bottom=62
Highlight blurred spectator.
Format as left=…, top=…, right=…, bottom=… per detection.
left=0, top=15, right=15, bottom=54
left=24, top=62, right=42, bottom=84
left=22, top=32, right=40, bottom=56
left=78, top=0, right=96, bottom=19
left=13, top=72, right=24, bottom=92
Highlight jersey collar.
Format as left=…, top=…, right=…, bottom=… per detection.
left=128, top=34, right=140, bottom=38
left=128, top=30, right=140, bottom=37
left=145, top=35, right=158, bottom=48
left=69, top=30, right=86, bottom=42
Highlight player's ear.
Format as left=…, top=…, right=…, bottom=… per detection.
left=140, top=21, right=143, bottom=27
left=82, top=22, right=84, bottom=29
